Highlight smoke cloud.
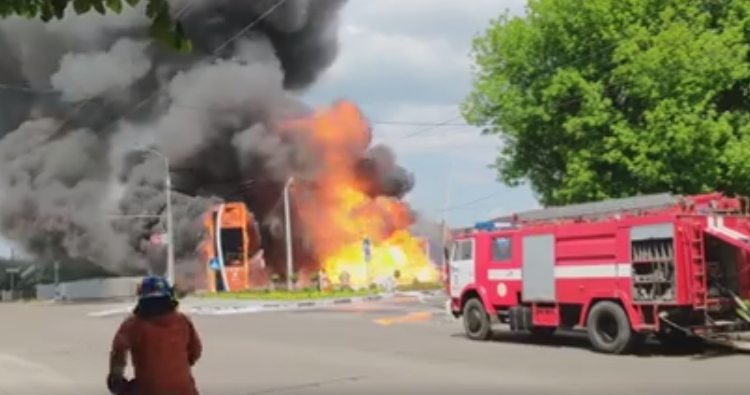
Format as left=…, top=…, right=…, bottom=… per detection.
left=0, top=0, right=416, bottom=276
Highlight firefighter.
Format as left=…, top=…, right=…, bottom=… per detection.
left=107, top=275, right=203, bottom=395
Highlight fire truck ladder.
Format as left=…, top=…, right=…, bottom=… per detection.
left=494, top=192, right=686, bottom=223
left=686, top=223, right=708, bottom=310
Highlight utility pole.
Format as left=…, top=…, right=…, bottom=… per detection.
left=140, top=148, right=175, bottom=285
left=53, top=261, right=60, bottom=301
left=441, top=149, right=458, bottom=266
left=6, top=268, right=17, bottom=297
left=165, top=166, right=174, bottom=286
left=283, top=177, right=295, bottom=291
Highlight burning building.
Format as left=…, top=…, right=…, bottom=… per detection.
left=0, top=0, right=439, bottom=287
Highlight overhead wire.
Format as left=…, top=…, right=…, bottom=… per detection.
left=397, top=114, right=466, bottom=140
left=429, top=35, right=704, bottom=216
left=0, top=20, right=656, bottom=140
left=0, top=81, right=480, bottom=134
left=429, top=190, right=507, bottom=213
left=144, top=17, right=698, bottom=214
left=106, top=0, right=291, bottom=132
left=6, top=0, right=292, bottom=142
left=7, top=1, right=612, bottom=218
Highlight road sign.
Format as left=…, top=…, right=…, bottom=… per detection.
left=209, top=258, right=221, bottom=270
left=19, top=265, right=36, bottom=280
left=5, top=267, right=19, bottom=274
left=362, top=237, right=371, bottom=263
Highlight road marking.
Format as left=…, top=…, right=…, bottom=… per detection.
left=0, top=353, right=72, bottom=385
left=374, top=311, right=432, bottom=326
left=87, top=306, right=132, bottom=317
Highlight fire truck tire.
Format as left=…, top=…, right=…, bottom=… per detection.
left=586, top=301, right=639, bottom=354
left=462, top=298, right=492, bottom=341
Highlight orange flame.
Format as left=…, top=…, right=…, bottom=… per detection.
left=289, top=101, right=439, bottom=288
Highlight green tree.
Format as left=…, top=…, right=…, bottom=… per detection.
left=0, top=0, right=190, bottom=51
left=463, top=0, right=750, bottom=205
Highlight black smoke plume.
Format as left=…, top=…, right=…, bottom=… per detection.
left=0, top=0, right=415, bottom=277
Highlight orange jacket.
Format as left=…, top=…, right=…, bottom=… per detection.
left=110, top=311, right=202, bottom=395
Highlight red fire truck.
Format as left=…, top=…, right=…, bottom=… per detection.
left=446, top=192, right=750, bottom=354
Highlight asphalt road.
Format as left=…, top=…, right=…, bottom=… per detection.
left=0, top=297, right=748, bottom=395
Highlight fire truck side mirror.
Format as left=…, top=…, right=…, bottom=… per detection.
left=444, top=241, right=456, bottom=263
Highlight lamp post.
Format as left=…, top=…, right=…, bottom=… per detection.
left=441, top=149, right=457, bottom=265
left=140, top=148, right=175, bottom=286
left=283, top=177, right=295, bottom=291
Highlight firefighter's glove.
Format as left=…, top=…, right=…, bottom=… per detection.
left=107, top=373, right=136, bottom=395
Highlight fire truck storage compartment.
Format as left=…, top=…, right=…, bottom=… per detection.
left=522, top=233, right=555, bottom=302
left=704, top=233, right=740, bottom=298
left=630, top=223, right=675, bottom=302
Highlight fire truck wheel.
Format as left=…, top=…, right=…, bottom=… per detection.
left=586, top=301, right=637, bottom=354
left=462, top=298, right=492, bottom=341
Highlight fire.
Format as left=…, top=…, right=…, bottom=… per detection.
left=288, top=101, right=439, bottom=288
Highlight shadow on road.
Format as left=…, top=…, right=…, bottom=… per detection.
left=449, top=331, right=739, bottom=360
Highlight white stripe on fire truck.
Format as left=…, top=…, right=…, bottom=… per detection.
left=487, top=263, right=632, bottom=281
left=708, top=216, right=748, bottom=241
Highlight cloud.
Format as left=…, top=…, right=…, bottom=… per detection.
left=305, top=0, right=539, bottom=225
left=345, top=0, right=521, bottom=45
left=310, top=0, right=522, bottom=107
left=307, top=0, right=511, bottom=156
left=314, top=27, right=468, bottom=106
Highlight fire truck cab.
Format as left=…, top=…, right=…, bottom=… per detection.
left=446, top=192, right=750, bottom=354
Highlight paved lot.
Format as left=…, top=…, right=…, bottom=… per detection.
left=0, top=298, right=748, bottom=395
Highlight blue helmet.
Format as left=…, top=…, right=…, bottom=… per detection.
left=137, top=276, right=172, bottom=300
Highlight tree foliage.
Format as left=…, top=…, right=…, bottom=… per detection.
left=463, top=0, right=750, bottom=205
left=0, top=0, right=191, bottom=51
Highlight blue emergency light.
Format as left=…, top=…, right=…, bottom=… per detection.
left=474, top=221, right=497, bottom=231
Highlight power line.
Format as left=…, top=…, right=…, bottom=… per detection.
left=0, top=82, right=477, bottom=131
left=364, top=121, right=468, bottom=126
left=112, top=0, right=291, bottom=128
left=397, top=114, right=466, bottom=140
left=0, top=23, right=637, bottom=137
left=20, top=0, right=292, bottom=144
left=430, top=190, right=506, bottom=213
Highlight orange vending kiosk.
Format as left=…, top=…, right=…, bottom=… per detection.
left=203, top=202, right=262, bottom=292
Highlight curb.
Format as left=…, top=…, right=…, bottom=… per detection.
left=392, top=290, right=444, bottom=298
left=86, top=291, right=443, bottom=317
left=189, top=294, right=385, bottom=315
left=87, top=306, right=133, bottom=317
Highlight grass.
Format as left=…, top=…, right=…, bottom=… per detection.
left=395, top=282, right=443, bottom=292
left=198, top=282, right=443, bottom=300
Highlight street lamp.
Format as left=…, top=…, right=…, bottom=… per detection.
left=139, top=148, right=175, bottom=286
left=283, top=176, right=294, bottom=291
left=440, top=149, right=458, bottom=266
